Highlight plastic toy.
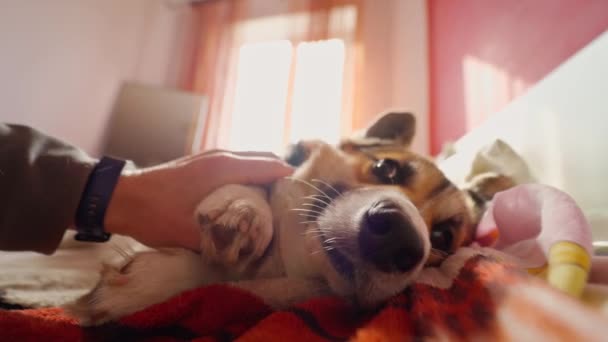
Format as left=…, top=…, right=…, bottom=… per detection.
left=475, top=184, right=593, bottom=297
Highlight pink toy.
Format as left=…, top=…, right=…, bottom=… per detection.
left=475, top=184, right=594, bottom=297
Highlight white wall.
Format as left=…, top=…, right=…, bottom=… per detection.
left=440, top=31, right=608, bottom=240
left=0, top=0, right=195, bottom=156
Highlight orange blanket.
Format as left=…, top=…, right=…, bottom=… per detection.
left=1, top=252, right=606, bottom=341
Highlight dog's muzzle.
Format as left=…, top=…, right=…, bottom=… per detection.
left=358, top=200, right=425, bottom=273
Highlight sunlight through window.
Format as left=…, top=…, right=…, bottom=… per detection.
left=228, top=38, right=346, bottom=154
left=290, top=39, right=345, bottom=146
left=228, top=40, right=293, bottom=153
left=462, top=56, right=528, bottom=130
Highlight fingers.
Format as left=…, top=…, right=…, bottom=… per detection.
left=233, top=151, right=281, bottom=159
left=215, top=156, right=294, bottom=185
left=177, top=150, right=282, bottom=167
left=183, top=150, right=294, bottom=186
left=200, top=149, right=281, bottom=160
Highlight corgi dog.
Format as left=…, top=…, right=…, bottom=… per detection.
left=67, top=112, right=513, bottom=325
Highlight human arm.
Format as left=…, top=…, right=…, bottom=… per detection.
left=0, top=124, right=95, bottom=254
left=0, top=123, right=293, bottom=254
left=104, top=150, right=294, bottom=250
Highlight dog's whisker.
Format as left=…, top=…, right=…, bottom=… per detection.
left=303, top=195, right=331, bottom=205
left=304, top=228, right=325, bottom=233
left=293, top=210, right=324, bottom=217
left=302, top=203, right=327, bottom=211
left=285, top=176, right=332, bottom=201
left=290, top=208, right=323, bottom=214
left=321, top=237, right=348, bottom=248
left=299, top=220, right=318, bottom=225
left=304, top=199, right=330, bottom=208
left=324, top=239, right=347, bottom=245
left=311, top=179, right=343, bottom=197
left=304, top=194, right=330, bottom=200
left=304, top=234, right=324, bottom=239
left=290, top=207, right=320, bottom=212
left=296, top=213, right=319, bottom=220
left=305, top=234, right=325, bottom=241
left=323, top=237, right=339, bottom=243
left=297, top=213, right=319, bottom=219
left=296, top=214, right=319, bottom=219
left=324, top=242, right=346, bottom=247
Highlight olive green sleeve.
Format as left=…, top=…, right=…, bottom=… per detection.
left=0, top=124, right=96, bottom=254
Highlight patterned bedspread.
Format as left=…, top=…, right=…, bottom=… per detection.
left=1, top=247, right=607, bottom=341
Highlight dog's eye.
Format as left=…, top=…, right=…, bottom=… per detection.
left=372, top=159, right=404, bottom=184
left=430, top=216, right=461, bottom=252
left=430, top=228, right=453, bottom=252
left=284, top=142, right=308, bottom=167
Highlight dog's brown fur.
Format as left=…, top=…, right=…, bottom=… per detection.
left=66, top=112, right=513, bottom=325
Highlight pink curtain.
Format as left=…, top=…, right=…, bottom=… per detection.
left=187, top=0, right=396, bottom=151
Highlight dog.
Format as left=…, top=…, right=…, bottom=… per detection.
left=66, top=112, right=513, bottom=325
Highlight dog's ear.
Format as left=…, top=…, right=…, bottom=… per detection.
left=463, top=172, right=517, bottom=223
left=364, top=112, right=416, bottom=146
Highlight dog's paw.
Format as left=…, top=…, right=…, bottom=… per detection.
left=64, top=249, right=204, bottom=326
left=196, top=185, right=273, bottom=267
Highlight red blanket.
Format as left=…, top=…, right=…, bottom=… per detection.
left=1, top=252, right=606, bottom=341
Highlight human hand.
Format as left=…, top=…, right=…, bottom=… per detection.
left=104, top=150, right=293, bottom=250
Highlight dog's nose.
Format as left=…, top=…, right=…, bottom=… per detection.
left=359, top=200, right=425, bottom=273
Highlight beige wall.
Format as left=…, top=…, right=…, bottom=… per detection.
left=0, top=0, right=195, bottom=156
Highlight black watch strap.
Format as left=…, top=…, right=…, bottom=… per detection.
left=74, top=156, right=126, bottom=242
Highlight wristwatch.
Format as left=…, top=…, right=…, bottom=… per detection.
left=74, top=156, right=126, bottom=242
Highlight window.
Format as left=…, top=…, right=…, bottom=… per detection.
left=228, top=40, right=293, bottom=153
left=228, top=38, right=346, bottom=154
left=290, top=39, right=345, bottom=146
